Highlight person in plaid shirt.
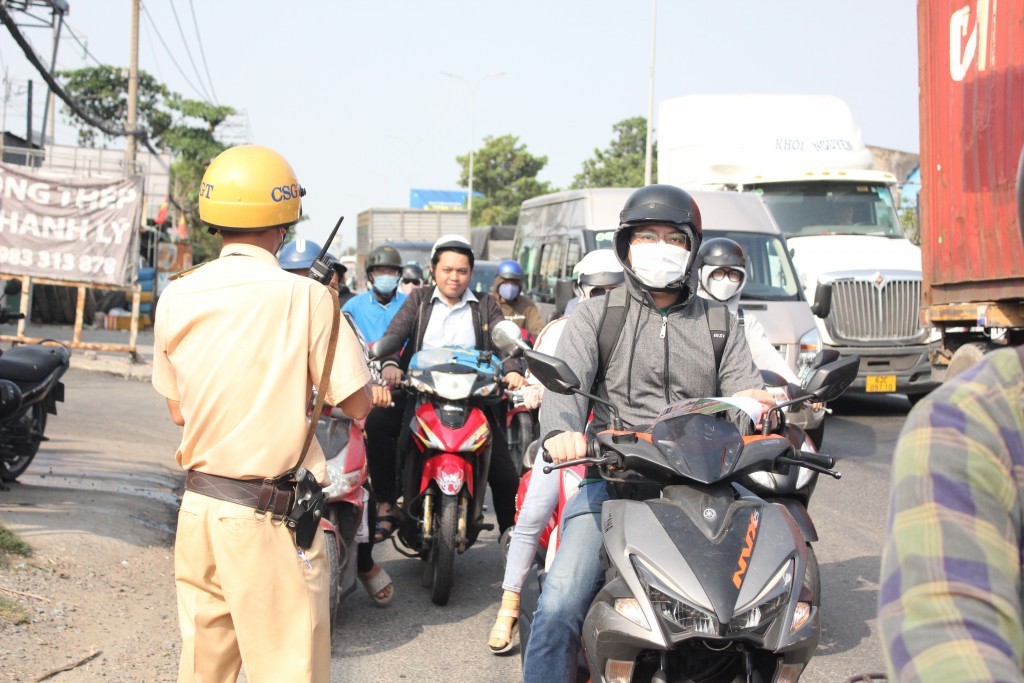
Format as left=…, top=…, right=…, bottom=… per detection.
left=878, top=345, right=1024, bottom=681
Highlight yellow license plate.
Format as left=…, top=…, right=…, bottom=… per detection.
left=865, top=375, right=897, bottom=392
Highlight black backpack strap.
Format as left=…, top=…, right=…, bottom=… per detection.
left=737, top=307, right=745, bottom=328
left=471, top=294, right=491, bottom=353
left=703, top=297, right=730, bottom=374
left=596, top=286, right=629, bottom=385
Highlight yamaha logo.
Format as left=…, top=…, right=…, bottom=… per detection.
left=703, top=508, right=717, bottom=520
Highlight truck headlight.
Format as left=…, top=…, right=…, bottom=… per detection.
left=797, top=328, right=820, bottom=377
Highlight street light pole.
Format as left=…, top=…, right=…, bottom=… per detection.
left=644, top=0, right=657, bottom=186
left=441, top=70, right=505, bottom=229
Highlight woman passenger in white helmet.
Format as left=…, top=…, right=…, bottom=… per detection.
left=486, top=249, right=624, bottom=655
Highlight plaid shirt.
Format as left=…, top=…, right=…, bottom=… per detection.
left=879, top=346, right=1024, bottom=681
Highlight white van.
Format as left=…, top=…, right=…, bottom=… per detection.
left=513, top=188, right=826, bottom=439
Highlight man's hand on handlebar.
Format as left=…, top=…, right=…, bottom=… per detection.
left=503, top=372, right=525, bottom=390
left=370, top=383, right=393, bottom=408
left=382, top=365, right=404, bottom=389
left=544, top=431, right=587, bottom=464
left=733, top=388, right=776, bottom=414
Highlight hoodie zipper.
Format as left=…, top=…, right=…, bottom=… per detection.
left=662, top=313, right=670, bottom=403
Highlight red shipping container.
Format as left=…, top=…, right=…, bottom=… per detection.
left=918, top=0, right=1024, bottom=307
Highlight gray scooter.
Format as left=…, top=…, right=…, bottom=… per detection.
left=522, top=349, right=859, bottom=683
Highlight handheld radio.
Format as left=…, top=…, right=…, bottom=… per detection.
left=307, top=215, right=345, bottom=286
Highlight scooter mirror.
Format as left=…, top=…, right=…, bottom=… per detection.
left=524, top=350, right=582, bottom=395
left=492, top=320, right=526, bottom=353
left=760, top=369, right=788, bottom=388
left=811, top=349, right=841, bottom=368
left=369, top=334, right=403, bottom=361
left=803, top=355, right=860, bottom=402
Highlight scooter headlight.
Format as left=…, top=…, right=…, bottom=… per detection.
left=323, top=462, right=362, bottom=498
left=632, top=557, right=718, bottom=635
left=613, top=597, right=650, bottom=630
left=408, top=376, right=433, bottom=395
left=431, top=371, right=475, bottom=400
left=472, top=380, right=500, bottom=397
left=727, top=560, right=794, bottom=634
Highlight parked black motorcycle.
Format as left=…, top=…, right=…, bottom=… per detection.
left=0, top=306, right=70, bottom=482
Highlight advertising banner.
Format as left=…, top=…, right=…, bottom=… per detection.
left=0, top=163, right=144, bottom=286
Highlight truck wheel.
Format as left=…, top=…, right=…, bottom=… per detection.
left=946, top=341, right=992, bottom=382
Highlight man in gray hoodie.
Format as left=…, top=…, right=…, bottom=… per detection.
left=522, top=184, right=773, bottom=683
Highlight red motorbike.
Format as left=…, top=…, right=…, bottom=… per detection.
left=393, top=345, right=505, bottom=605
left=316, top=407, right=369, bottom=628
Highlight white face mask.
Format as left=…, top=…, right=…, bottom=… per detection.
left=629, top=242, right=690, bottom=289
left=698, top=265, right=745, bottom=307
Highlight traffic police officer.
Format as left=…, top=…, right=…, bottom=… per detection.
left=152, top=144, right=372, bottom=682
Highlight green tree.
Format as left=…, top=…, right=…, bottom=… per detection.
left=571, top=116, right=654, bottom=189
left=457, top=134, right=553, bottom=226
left=58, top=66, right=236, bottom=262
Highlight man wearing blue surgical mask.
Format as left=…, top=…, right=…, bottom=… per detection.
left=342, top=245, right=407, bottom=343
left=492, top=259, right=544, bottom=339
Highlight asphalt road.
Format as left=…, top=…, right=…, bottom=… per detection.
left=10, top=368, right=912, bottom=682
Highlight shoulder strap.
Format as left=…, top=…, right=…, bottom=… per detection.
left=737, top=307, right=745, bottom=327
left=472, top=294, right=490, bottom=353
left=596, top=286, right=629, bottom=384
left=297, top=287, right=341, bottom=471
left=704, top=297, right=729, bottom=374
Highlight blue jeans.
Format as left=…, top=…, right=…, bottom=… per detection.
left=522, top=480, right=609, bottom=683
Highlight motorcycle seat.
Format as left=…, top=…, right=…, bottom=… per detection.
left=0, top=344, right=69, bottom=383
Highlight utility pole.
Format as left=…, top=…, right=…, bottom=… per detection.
left=125, top=0, right=140, bottom=175
left=40, top=13, right=64, bottom=152
left=644, top=0, right=657, bottom=186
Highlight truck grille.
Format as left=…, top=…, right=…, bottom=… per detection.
left=826, top=278, right=925, bottom=343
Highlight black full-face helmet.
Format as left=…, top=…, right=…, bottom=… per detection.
left=696, top=237, right=748, bottom=302
left=613, top=184, right=704, bottom=293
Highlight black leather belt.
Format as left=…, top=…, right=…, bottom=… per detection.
left=185, top=470, right=295, bottom=519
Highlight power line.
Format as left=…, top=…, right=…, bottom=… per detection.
left=62, top=22, right=105, bottom=68
left=0, top=3, right=181, bottom=210
left=138, top=0, right=206, bottom=101
left=140, top=17, right=166, bottom=83
left=164, top=0, right=212, bottom=102
left=186, top=0, right=218, bottom=105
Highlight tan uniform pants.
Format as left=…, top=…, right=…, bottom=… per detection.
left=174, top=490, right=330, bottom=683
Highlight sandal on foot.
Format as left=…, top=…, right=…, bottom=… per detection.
left=487, top=594, right=520, bottom=654
left=374, top=514, right=402, bottom=543
left=359, top=567, right=394, bottom=607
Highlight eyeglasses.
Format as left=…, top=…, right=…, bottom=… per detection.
left=709, top=267, right=743, bottom=282
left=401, top=278, right=422, bottom=286
left=629, top=231, right=690, bottom=249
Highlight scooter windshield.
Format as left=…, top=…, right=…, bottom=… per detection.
left=409, top=347, right=501, bottom=375
left=649, top=413, right=744, bottom=484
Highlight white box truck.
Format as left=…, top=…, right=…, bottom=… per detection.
left=658, top=93, right=935, bottom=400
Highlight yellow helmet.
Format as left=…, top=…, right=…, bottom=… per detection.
left=198, top=145, right=305, bottom=230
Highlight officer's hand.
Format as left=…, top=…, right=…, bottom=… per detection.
left=504, top=372, right=525, bottom=390
left=733, top=389, right=776, bottom=414
left=370, top=384, right=392, bottom=408
left=522, top=384, right=544, bottom=411
left=382, top=366, right=404, bottom=389
left=544, top=431, right=587, bottom=464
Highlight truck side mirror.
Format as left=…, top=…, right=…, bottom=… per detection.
left=810, top=282, right=833, bottom=319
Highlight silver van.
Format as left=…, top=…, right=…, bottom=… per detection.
left=513, top=188, right=826, bottom=441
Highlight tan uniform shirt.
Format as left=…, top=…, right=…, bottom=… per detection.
left=152, top=242, right=369, bottom=484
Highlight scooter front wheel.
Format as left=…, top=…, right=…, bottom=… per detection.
left=427, top=494, right=458, bottom=605
left=323, top=529, right=341, bottom=629
left=0, top=404, right=45, bottom=482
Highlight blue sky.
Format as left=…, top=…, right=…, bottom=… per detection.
left=0, top=1, right=920, bottom=247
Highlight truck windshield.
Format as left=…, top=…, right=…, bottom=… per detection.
left=703, top=230, right=800, bottom=301
left=751, top=182, right=903, bottom=239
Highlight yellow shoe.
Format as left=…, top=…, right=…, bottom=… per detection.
left=487, top=591, right=520, bottom=655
